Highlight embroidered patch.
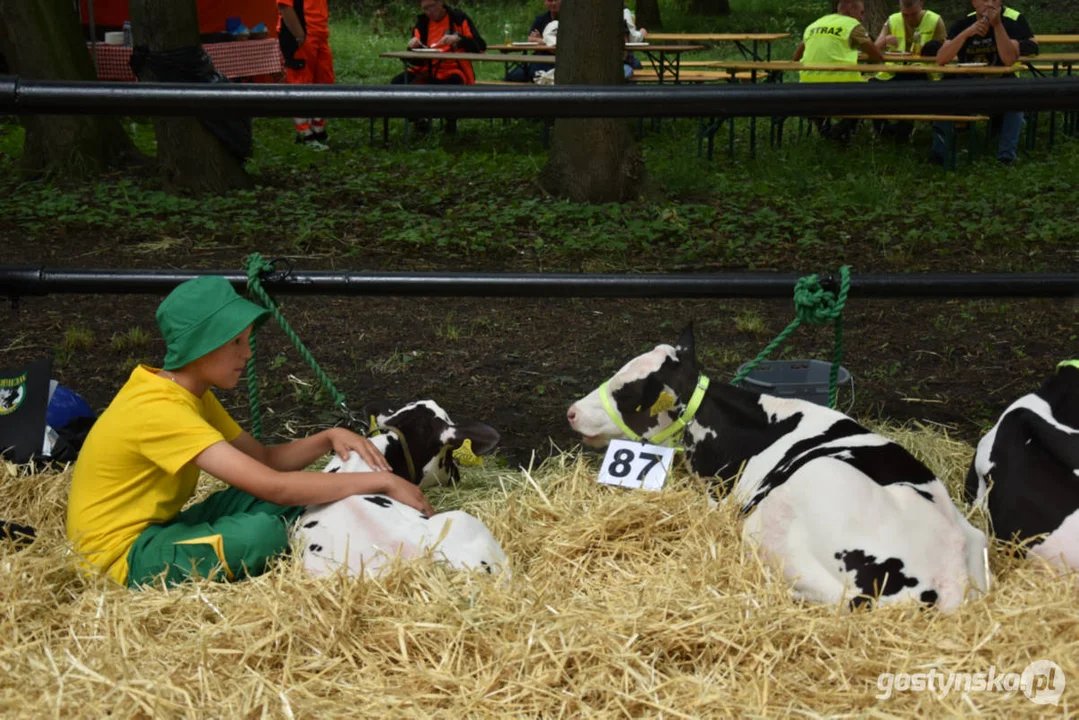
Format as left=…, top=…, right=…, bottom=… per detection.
left=0, top=373, right=27, bottom=416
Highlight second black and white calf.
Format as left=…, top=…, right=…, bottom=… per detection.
left=296, top=400, right=510, bottom=579
left=568, top=326, right=989, bottom=611
left=966, top=361, right=1079, bottom=572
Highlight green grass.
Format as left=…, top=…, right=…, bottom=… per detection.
left=2, top=0, right=1078, bottom=274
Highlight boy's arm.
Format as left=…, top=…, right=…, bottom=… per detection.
left=231, top=428, right=391, bottom=472
left=195, top=440, right=433, bottom=514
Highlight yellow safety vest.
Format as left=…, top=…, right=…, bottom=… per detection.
left=800, top=14, right=865, bottom=83
left=876, top=10, right=942, bottom=80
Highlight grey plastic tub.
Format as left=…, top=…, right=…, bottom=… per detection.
left=736, top=359, right=852, bottom=407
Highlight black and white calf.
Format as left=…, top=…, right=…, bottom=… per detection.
left=966, top=362, right=1079, bottom=572
left=296, top=400, right=510, bottom=579
left=567, top=326, right=989, bottom=612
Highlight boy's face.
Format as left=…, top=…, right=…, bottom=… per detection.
left=545, top=0, right=561, bottom=14
left=191, top=325, right=253, bottom=390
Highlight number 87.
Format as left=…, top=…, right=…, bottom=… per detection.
left=608, top=448, right=663, bottom=481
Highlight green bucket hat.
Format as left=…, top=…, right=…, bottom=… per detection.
left=156, top=276, right=270, bottom=370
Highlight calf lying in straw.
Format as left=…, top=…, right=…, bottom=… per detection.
left=967, top=360, right=1079, bottom=573
left=297, top=400, right=510, bottom=579
left=567, top=326, right=988, bottom=611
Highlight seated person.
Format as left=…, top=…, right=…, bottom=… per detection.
left=875, top=0, right=946, bottom=78
left=66, top=276, right=432, bottom=588
left=623, top=20, right=643, bottom=81
left=505, top=0, right=560, bottom=83
left=931, top=0, right=1037, bottom=165
left=793, top=0, right=888, bottom=144
left=624, top=6, right=647, bottom=43
left=872, top=0, right=947, bottom=140
left=391, top=0, right=486, bottom=86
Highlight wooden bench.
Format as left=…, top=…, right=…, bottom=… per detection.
left=827, top=114, right=990, bottom=122
left=631, top=70, right=759, bottom=83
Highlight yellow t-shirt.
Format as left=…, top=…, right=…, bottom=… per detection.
left=66, top=365, right=243, bottom=584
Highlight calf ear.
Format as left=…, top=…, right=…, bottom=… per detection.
left=360, top=400, right=397, bottom=424
left=449, top=420, right=501, bottom=456
left=676, top=323, right=695, bottom=359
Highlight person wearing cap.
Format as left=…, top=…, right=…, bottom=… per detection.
left=66, top=276, right=433, bottom=588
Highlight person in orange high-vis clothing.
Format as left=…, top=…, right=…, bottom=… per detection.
left=278, top=0, right=335, bottom=147
left=391, top=0, right=486, bottom=86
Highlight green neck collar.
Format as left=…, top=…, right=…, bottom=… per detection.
left=599, top=375, right=711, bottom=449
left=1058, top=359, right=1079, bottom=373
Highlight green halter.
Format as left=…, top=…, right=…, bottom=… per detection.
left=598, top=375, right=711, bottom=449
left=1059, top=360, right=1079, bottom=372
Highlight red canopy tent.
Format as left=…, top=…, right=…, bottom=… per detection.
left=79, top=0, right=279, bottom=37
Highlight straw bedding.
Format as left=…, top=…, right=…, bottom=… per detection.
left=0, top=422, right=1075, bottom=718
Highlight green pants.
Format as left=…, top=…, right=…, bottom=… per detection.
left=126, top=487, right=305, bottom=588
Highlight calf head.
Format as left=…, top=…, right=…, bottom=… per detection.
left=568, top=325, right=700, bottom=447
left=365, top=400, right=501, bottom=489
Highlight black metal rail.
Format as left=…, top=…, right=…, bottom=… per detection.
left=3, top=267, right=1077, bottom=300
left=4, top=75, right=1079, bottom=118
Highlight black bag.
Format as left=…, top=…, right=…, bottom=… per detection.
left=0, top=359, right=51, bottom=464
left=129, top=44, right=253, bottom=162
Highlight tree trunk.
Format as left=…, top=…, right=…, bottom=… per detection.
left=634, top=0, right=662, bottom=30
left=129, top=0, right=252, bottom=194
left=688, top=0, right=731, bottom=17
left=538, top=0, right=645, bottom=204
left=864, top=0, right=891, bottom=38
left=0, top=0, right=138, bottom=180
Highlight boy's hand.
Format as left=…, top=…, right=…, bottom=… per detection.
left=383, top=475, right=435, bottom=516
left=408, top=36, right=423, bottom=49
left=328, top=428, right=391, bottom=471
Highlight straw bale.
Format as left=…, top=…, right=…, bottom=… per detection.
left=0, top=422, right=1075, bottom=718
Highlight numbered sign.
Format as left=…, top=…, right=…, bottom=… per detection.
left=597, top=439, right=676, bottom=492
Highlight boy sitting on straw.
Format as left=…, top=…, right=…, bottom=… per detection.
left=66, top=277, right=433, bottom=588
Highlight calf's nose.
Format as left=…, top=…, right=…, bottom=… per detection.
left=567, top=405, right=579, bottom=427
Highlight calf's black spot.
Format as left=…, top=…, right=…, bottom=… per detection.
left=836, top=549, right=919, bottom=599
left=309, top=543, right=323, bottom=553
left=303, top=520, right=318, bottom=529
left=327, top=467, right=340, bottom=473
left=920, top=590, right=939, bottom=605
left=364, top=496, right=394, bottom=508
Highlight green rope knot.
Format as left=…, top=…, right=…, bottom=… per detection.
left=731, top=266, right=851, bottom=409
left=244, top=252, right=348, bottom=440
left=792, top=271, right=848, bottom=326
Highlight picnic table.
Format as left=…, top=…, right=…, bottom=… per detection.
left=702, top=59, right=1030, bottom=83
left=1033, top=35, right=1079, bottom=45
left=645, top=32, right=790, bottom=61
left=487, top=42, right=706, bottom=83
left=87, top=39, right=284, bottom=82
left=381, top=50, right=555, bottom=86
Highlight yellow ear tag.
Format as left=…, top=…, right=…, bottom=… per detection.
left=452, top=438, right=484, bottom=467
left=367, top=414, right=378, bottom=435
left=649, top=391, right=675, bottom=417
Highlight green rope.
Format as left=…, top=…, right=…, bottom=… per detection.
left=730, top=266, right=851, bottom=409
left=244, top=253, right=348, bottom=439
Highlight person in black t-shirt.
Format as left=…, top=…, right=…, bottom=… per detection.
left=505, top=0, right=560, bottom=82
left=930, top=0, right=1038, bottom=164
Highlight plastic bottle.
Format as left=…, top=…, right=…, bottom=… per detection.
left=911, top=30, right=922, bottom=56
left=503, top=22, right=512, bottom=45
left=123, top=20, right=132, bottom=47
